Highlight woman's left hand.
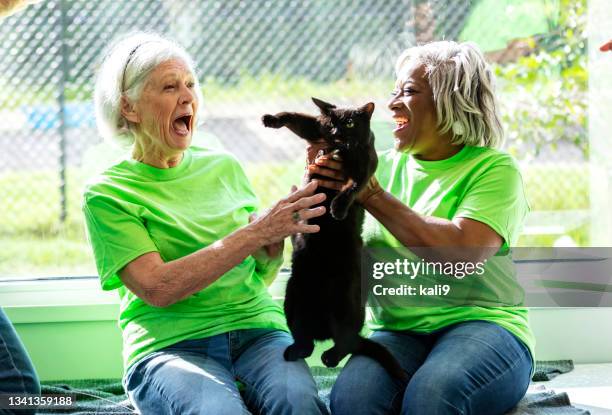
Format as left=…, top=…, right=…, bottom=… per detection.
left=306, top=146, right=383, bottom=204
left=305, top=145, right=346, bottom=190
left=249, top=213, right=284, bottom=259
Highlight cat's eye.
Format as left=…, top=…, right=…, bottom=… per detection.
left=345, top=119, right=354, bottom=128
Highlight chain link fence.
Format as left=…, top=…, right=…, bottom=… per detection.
left=0, top=0, right=589, bottom=277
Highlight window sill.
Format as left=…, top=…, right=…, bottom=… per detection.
left=0, top=272, right=291, bottom=324
left=1, top=277, right=119, bottom=323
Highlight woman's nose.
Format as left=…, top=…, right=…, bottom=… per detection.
left=387, top=93, right=402, bottom=111
left=179, top=85, right=195, bottom=105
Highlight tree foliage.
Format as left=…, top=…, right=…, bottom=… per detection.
left=494, top=0, right=587, bottom=159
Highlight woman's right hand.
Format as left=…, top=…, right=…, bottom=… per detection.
left=249, top=180, right=327, bottom=245
left=306, top=146, right=383, bottom=205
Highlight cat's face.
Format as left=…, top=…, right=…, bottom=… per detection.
left=312, top=98, right=374, bottom=149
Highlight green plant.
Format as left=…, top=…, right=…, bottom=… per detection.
left=495, top=0, right=587, bottom=158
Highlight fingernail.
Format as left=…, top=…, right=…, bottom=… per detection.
left=332, top=154, right=340, bottom=160
left=317, top=149, right=324, bottom=156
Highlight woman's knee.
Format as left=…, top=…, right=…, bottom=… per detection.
left=402, top=358, right=530, bottom=415
left=402, top=373, right=466, bottom=415
left=126, top=353, right=249, bottom=415
left=246, top=367, right=327, bottom=415
left=331, top=356, right=404, bottom=415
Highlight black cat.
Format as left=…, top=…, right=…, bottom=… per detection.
left=262, top=98, right=407, bottom=381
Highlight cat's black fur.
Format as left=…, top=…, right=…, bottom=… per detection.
left=262, top=98, right=407, bottom=381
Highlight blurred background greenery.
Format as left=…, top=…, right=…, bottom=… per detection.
left=0, top=0, right=591, bottom=278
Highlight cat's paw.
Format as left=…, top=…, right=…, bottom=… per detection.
left=284, top=343, right=312, bottom=361
left=321, top=350, right=341, bottom=368
left=262, top=114, right=283, bottom=128
left=283, top=344, right=299, bottom=361
left=330, top=199, right=349, bottom=220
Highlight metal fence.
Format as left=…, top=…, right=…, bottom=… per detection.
left=0, top=0, right=589, bottom=277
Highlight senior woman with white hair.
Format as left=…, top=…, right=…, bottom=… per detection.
left=83, top=32, right=329, bottom=415
left=310, top=41, right=534, bottom=414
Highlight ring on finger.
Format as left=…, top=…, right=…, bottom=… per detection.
left=292, top=211, right=301, bottom=223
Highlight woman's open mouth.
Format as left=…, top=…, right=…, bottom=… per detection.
left=393, top=116, right=409, bottom=133
left=172, top=114, right=192, bottom=136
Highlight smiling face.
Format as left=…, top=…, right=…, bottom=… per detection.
left=388, top=63, right=440, bottom=155
left=125, top=59, right=198, bottom=163
left=388, top=63, right=459, bottom=160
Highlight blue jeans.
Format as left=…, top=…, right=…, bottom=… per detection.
left=0, top=309, right=40, bottom=415
left=124, top=328, right=328, bottom=415
left=331, top=321, right=532, bottom=415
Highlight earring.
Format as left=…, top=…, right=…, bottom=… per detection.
left=452, top=121, right=465, bottom=136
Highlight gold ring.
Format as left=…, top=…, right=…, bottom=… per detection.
left=292, top=211, right=301, bottom=222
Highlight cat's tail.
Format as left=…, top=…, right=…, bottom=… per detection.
left=355, top=337, right=408, bottom=382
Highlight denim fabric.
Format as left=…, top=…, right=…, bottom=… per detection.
left=331, top=320, right=533, bottom=415
left=0, top=308, right=40, bottom=415
left=124, top=328, right=328, bottom=415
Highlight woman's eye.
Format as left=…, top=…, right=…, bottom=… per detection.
left=187, top=82, right=195, bottom=89
left=402, top=88, right=415, bottom=96
left=164, top=85, right=175, bottom=91
left=390, top=89, right=400, bottom=96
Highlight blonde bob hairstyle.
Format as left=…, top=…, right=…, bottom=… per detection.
left=395, top=41, right=504, bottom=148
left=94, top=32, right=203, bottom=147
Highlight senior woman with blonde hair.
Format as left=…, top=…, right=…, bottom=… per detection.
left=311, top=41, right=534, bottom=414
left=84, top=32, right=329, bottom=415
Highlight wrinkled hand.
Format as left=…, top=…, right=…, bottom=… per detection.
left=249, top=213, right=284, bottom=260
left=250, top=181, right=327, bottom=246
left=600, top=40, right=612, bottom=52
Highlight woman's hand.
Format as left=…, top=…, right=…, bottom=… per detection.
left=305, top=143, right=383, bottom=205
left=305, top=149, right=346, bottom=190
left=249, top=180, right=327, bottom=246
left=249, top=213, right=284, bottom=260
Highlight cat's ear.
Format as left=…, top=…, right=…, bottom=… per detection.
left=358, top=102, right=375, bottom=119
left=312, top=97, right=336, bottom=115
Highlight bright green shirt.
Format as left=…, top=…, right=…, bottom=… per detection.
left=363, top=145, right=535, bottom=360
left=82, top=146, right=287, bottom=373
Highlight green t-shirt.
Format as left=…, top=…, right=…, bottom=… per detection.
left=82, top=146, right=287, bottom=373
left=363, top=145, right=535, bottom=361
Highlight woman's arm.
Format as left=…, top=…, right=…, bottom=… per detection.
left=361, top=184, right=502, bottom=262
left=120, top=181, right=326, bottom=307
left=309, top=152, right=502, bottom=263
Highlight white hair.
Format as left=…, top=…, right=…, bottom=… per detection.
left=0, top=0, right=36, bottom=17
left=395, top=41, right=504, bottom=148
left=94, top=32, right=203, bottom=147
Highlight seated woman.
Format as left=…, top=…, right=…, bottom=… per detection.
left=84, top=32, right=329, bottom=415
left=310, top=41, right=534, bottom=415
